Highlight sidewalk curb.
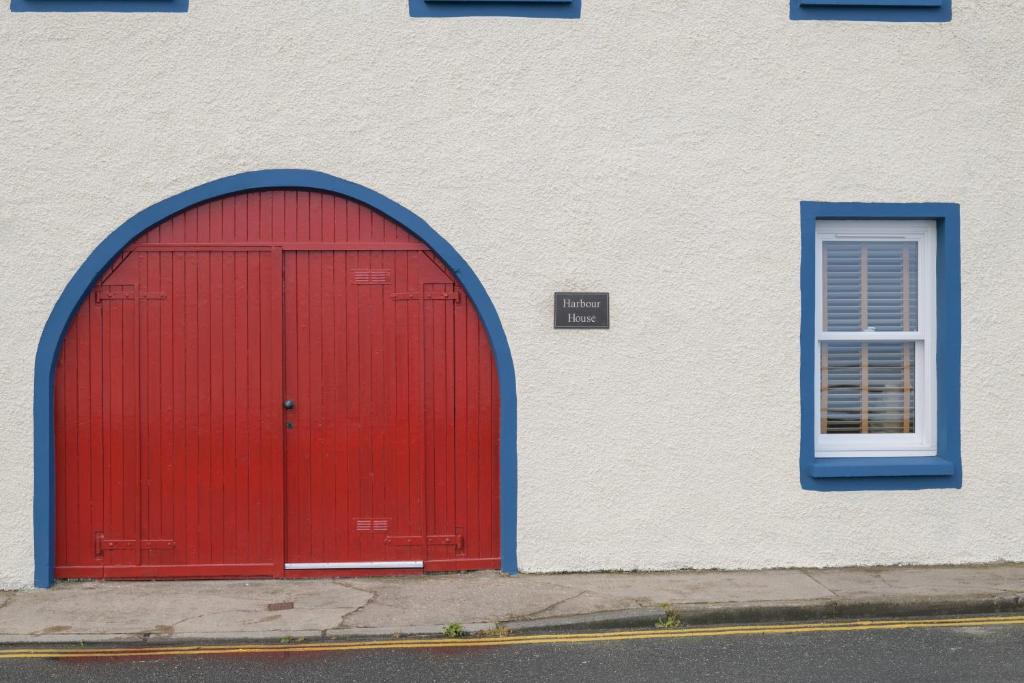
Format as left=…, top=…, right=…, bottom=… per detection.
left=504, top=594, right=1024, bottom=635
left=500, top=608, right=666, bottom=633
left=668, top=594, right=1024, bottom=628
left=3, top=594, right=1024, bottom=646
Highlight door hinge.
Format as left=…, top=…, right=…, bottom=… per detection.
left=95, top=286, right=166, bottom=303
left=95, top=285, right=135, bottom=302
left=384, top=534, right=464, bottom=551
left=95, top=533, right=133, bottom=555
left=94, top=533, right=175, bottom=555
left=390, top=291, right=461, bottom=303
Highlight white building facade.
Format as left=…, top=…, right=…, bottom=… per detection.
left=2, top=0, right=1022, bottom=590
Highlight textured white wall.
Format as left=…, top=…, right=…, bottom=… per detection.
left=2, top=0, right=1023, bottom=589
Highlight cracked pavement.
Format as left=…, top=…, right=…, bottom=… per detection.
left=3, top=565, right=1024, bottom=644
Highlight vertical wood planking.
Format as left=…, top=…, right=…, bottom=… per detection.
left=222, top=249, right=237, bottom=564
left=55, top=190, right=501, bottom=578
left=184, top=251, right=199, bottom=564
left=266, top=247, right=286, bottom=574
left=171, top=249, right=188, bottom=567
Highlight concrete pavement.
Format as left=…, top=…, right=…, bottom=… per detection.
left=4, top=564, right=1024, bottom=644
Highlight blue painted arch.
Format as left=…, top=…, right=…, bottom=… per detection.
left=34, top=169, right=518, bottom=587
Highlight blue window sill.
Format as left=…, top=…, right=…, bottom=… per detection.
left=410, top=0, right=581, bottom=18
left=790, top=0, right=951, bottom=22
left=811, top=456, right=954, bottom=479
left=11, top=0, right=187, bottom=11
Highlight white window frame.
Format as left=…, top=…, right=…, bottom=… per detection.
left=814, top=219, right=937, bottom=458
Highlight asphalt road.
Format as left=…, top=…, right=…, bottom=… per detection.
left=3, top=616, right=1024, bottom=682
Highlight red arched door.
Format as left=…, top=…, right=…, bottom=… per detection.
left=54, top=190, right=500, bottom=579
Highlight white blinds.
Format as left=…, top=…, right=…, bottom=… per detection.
left=821, top=341, right=915, bottom=434
left=821, top=241, right=917, bottom=435
left=823, top=241, right=917, bottom=332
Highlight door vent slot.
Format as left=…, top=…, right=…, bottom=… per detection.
left=95, top=284, right=136, bottom=302
left=355, top=518, right=390, bottom=533
left=352, top=269, right=392, bottom=285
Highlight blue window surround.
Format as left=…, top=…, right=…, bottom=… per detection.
left=410, top=0, right=580, bottom=19
left=12, top=0, right=187, bottom=11
left=791, top=0, right=951, bottom=22
left=800, top=201, right=961, bottom=491
left=33, top=170, right=519, bottom=587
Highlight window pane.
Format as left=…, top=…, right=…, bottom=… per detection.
left=823, top=241, right=918, bottom=332
left=821, top=341, right=915, bottom=434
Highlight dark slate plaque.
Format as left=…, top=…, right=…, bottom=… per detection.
left=554, top=292, right=609, bottom=329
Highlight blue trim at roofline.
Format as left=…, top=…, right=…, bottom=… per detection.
left=790, top=0, right=951, bottom=21
left=409, top=0, right=581, bottom=19
left=799, top=201, right=961, bottom=492
left=33, top=170, right=519, bottom=587
left=12, top=0, right=187, bottom=12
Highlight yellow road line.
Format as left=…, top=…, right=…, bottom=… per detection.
left=2, top=614, right=1023, bottom=660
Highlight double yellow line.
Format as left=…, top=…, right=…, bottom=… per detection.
left=2, top=614, right=1023, bottom=660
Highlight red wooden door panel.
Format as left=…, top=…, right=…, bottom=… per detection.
left=54, top=276, right=105, bottom=576
left=283, top=251, right=454, bottom=568
left=54, top=190, right=500, bottom=580
left=126, top=247, right=283, bottom=577
left=55, top=247, right=282, bottom=579
left=97, top=257, right=142, bottom=571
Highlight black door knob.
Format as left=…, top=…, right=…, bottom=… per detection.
left=283, top=400, right=295, bottom=410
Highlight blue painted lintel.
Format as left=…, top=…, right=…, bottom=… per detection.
left=12, top=0, right=188, bottom=12
left=410, top=0, right=580, bottom=18
left=790, top=0, right=951, bottom=21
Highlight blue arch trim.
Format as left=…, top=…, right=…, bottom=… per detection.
left=33, top=169, right=518, bottom=587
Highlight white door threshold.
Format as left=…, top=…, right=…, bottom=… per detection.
left=285, top=561, right=424, bottom=570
